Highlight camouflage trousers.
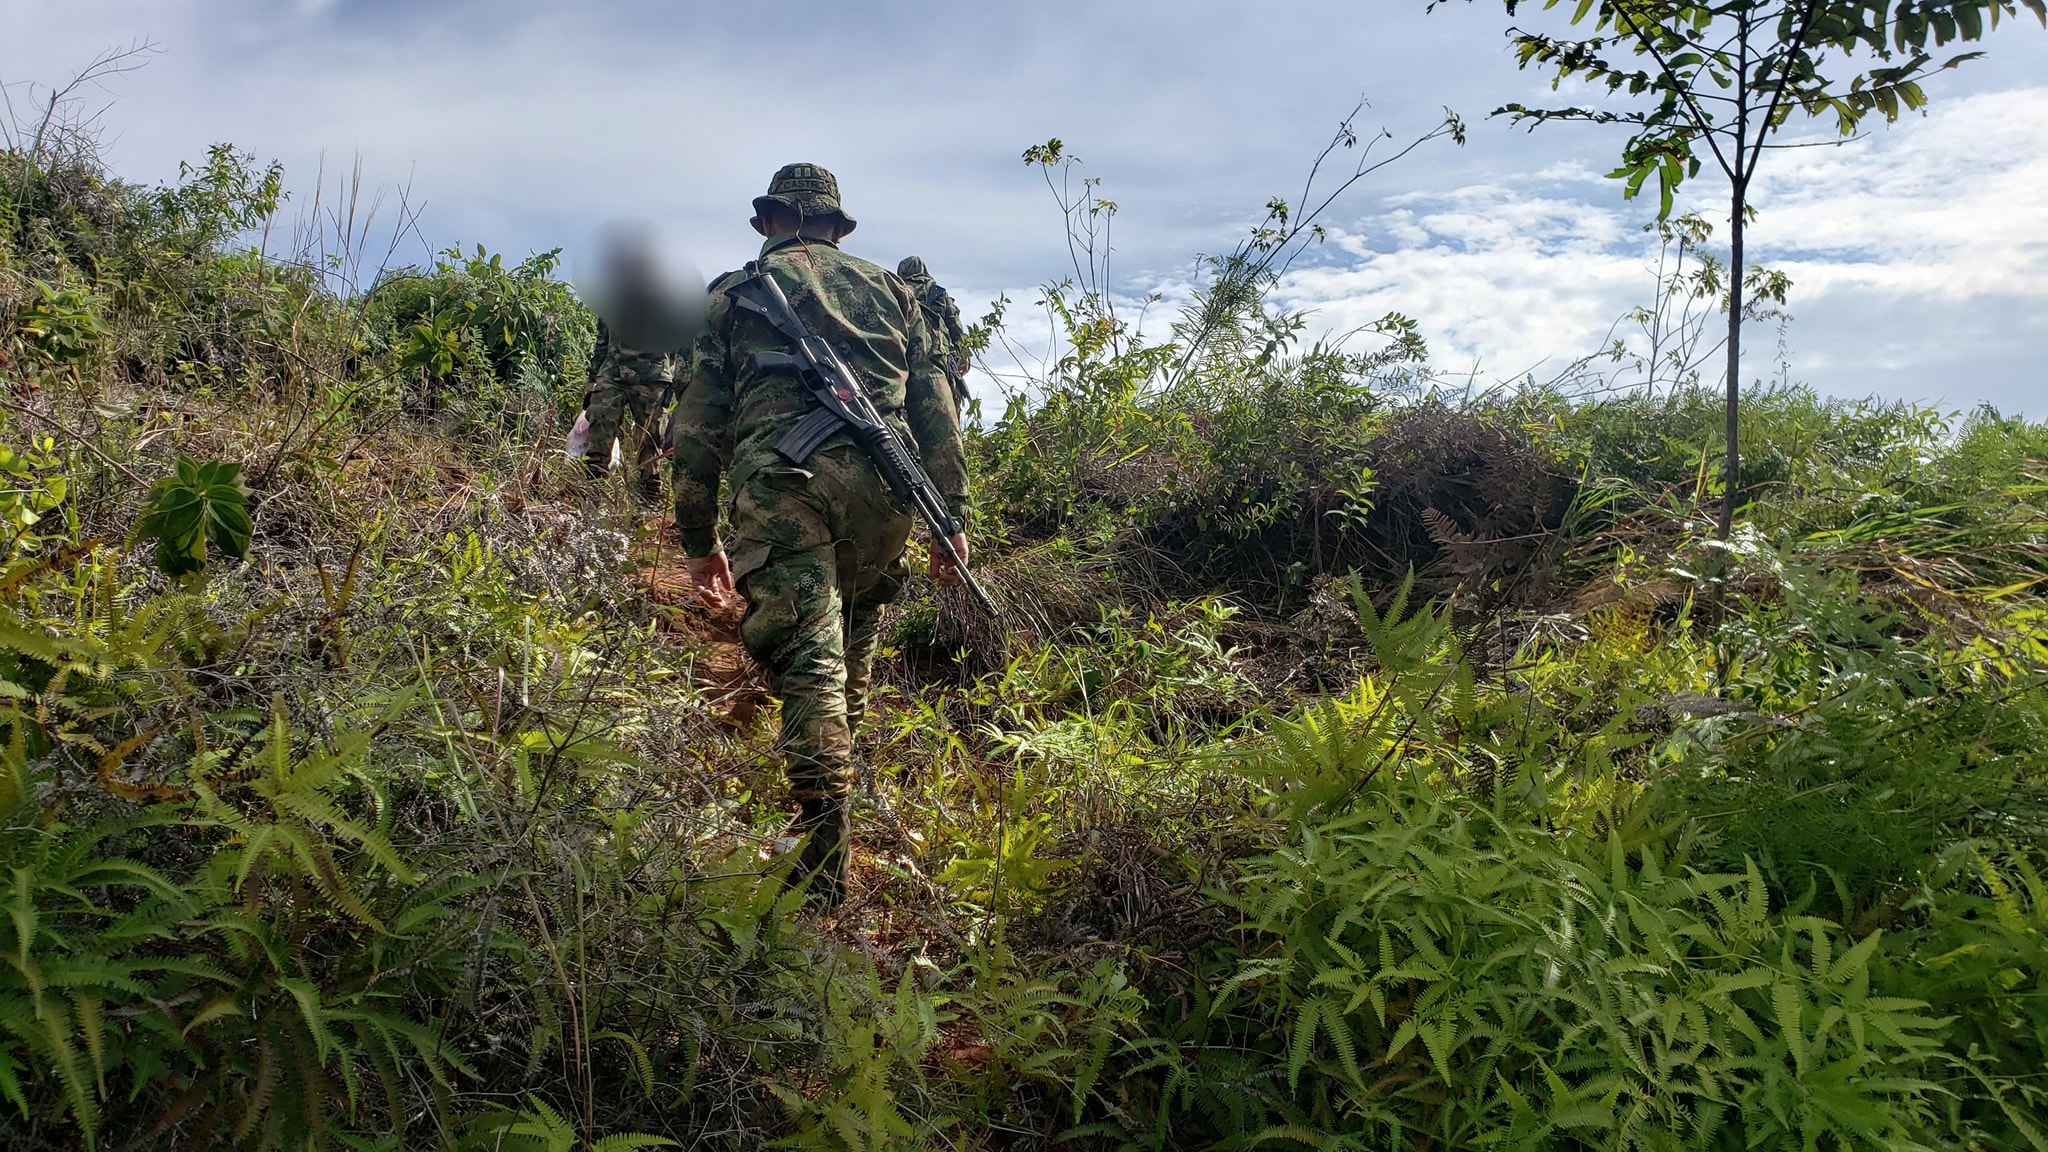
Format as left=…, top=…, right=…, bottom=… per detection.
left=728, top=444, right=913, bottom=898
left=584, top=378, right=668, bottom=489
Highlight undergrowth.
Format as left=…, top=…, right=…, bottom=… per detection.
left=0, top=121, right=2043, bottom=1152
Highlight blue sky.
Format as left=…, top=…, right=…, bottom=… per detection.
left=5, top=0, right=2044, bottom=414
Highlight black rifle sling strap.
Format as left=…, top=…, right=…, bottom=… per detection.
left=729, top=273, right=849, bottom=465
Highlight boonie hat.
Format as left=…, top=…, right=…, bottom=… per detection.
left=751, top=163, right=857, bottom=234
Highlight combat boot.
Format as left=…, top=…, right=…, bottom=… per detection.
left=787, top=795, right=850, bottom=908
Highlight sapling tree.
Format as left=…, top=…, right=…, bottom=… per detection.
left=1442, top=0, right=2045, bottom=538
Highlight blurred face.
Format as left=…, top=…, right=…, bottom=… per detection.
left=604, top=240, right=657, bottom=294
left=584, top=224, right=707, bottom=351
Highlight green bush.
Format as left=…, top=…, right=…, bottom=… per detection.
left=1659, top=555, right=2048, bottom=915
left=364, top=245, right=595, bottom=425
left=1212, top=786, right=1947, bottom=1151
left=131, top=457, right=252, bottom=576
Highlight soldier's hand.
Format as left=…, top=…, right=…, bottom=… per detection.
left=687, top=551, right=735, bottom=608
left=930, top=533, right=969, bottom=587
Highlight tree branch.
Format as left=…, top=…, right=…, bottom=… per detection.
left=1742, top=0, right=1826, bottom=181
left=0, top=396, right=147, bottom=485
left=1609, top=6, right=1741, bottom=181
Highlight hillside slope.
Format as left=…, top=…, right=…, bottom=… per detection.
left=2, top=142, right=2045, bottom=1152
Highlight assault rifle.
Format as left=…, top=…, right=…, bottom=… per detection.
left=727, top=271, right=1000, bottom=619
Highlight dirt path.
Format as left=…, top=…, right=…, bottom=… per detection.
left=630, top=512, right=965, bottom=972
left=633, top=516, right=767, bottom=726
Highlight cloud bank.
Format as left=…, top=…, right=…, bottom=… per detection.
left=4, top=0, right=2043, bottom=414
left=1260, top=88, right=2048, bottom=413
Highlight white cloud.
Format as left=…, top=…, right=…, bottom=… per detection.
left=1270, top=188, right=1656, bottom=382
left=1758, top=88, right=2048, bottom=300
left=1265, top=87, right=2048, bottom=411
left=5, top=0, right=2043, bottom=413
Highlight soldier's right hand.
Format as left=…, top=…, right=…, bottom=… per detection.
left=687, top=551, right=735, bottom=608
left=930, top=533, right=970, bottom=587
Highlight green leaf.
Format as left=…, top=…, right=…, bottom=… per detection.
left=132, top=457, right=253, bottom=576
left=588, top=1137, right=678, bottom=1152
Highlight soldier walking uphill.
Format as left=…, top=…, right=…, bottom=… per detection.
left=896, top=256, right=971, bottom=414
left=672, top=164, right=971, bottom=907
left=583, top=320, right=673, bottom=504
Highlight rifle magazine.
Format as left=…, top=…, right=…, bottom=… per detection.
left=776, top=406, right=846, bottom=464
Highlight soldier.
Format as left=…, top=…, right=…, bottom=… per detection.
left=672, top=164, right=970, bottom=907
left=896, top=256, right=972, bottom=414
left=582, top=319, right=673, bottom=503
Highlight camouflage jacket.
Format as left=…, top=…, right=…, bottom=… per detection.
left=670, top=234, right=968, bottom=558
left=902, top=272, right=970, bottom=385
left=586, top=319, right=674, bottom=388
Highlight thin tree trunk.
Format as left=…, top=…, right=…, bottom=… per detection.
left=1718, top=9, right=1754, bottom=544
left=1719, top=181, right=1743, bottom=542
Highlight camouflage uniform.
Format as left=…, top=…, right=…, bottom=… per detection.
left=672, top=165, right=968, bottom=903
left=584, top=319, right=673, bottom=497
left=897, top=256, right=972, bottom=413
